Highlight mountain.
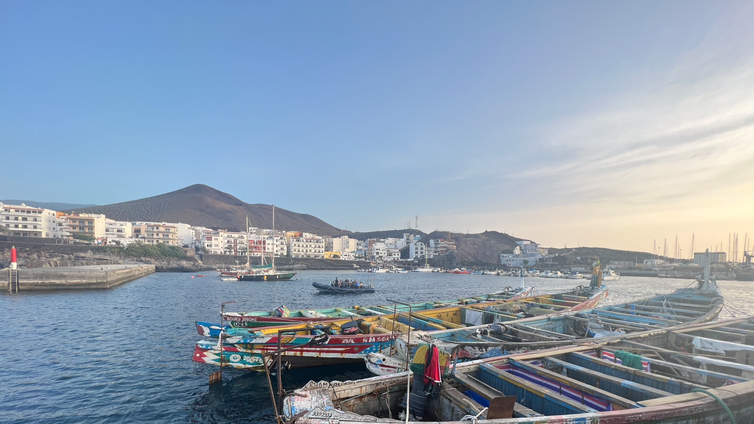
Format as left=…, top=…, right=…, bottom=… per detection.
left=0, top=200, right=98, bottom=210
left=70, top=184, right=343, bottom=235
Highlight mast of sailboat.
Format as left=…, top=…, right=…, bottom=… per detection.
left=245, top=215, right=250, bottom=269
left=519, top=266, right=525, bottom=290
left=272, top=205, right=276, bottom=272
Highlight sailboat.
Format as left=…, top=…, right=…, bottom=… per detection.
left=414, top=252, right=433, bottom=272
left=237, top=205, right=296, bottom=281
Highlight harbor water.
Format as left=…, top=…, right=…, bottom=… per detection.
left=1, top=270, right=752, bottom=423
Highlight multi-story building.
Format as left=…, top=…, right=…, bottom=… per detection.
left=367, top=240, right=387, bottom=261
left=517, top=240, right=548, bottom=258
left=105, top=219, right=132, bottom=240
left=500, top=245, right=524, bottom=267
left=327, top=235, right=359, bottom=255
left=0, top=203, right=71, bottom=239
left=222, top=231, right=247, bottom=256
left=199, top=230, right=223, bottom=254
left=144, top=223, right=179, bottom=246
left=66, top=213, right=106, bottom=239
left=289, top=233, right=324, bottom=258
left=429, top=239, right=457, bottom=256
left=500, top=241, right=547, bottom=267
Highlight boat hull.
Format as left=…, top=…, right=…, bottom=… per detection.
left=312, top=282, right=376, bottom=294
left=237, top=272, right=296, bottom=281
left=193, top=332, right=396, bottom=370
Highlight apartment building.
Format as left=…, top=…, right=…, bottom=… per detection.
left=222, top=231, right=247, bottom=255
left=66, top=213, right=106, bottom=238
left=0, top=203, right=70, bottom=238
left=289, top=233, right=324, bottom=258
left=105, top=219, right=132, bottom=239
left=144, top=224, right=179, bottom=246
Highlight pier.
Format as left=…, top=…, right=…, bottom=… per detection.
left=3, top=264, right=155, bottom=292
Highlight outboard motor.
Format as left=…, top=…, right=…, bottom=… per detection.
left=340, top=320, right=361, bottom=335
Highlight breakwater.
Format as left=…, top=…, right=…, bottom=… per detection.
left=1, top=264, right=155, bottom=292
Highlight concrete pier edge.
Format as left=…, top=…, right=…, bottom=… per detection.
left=2, top=264, right=156, bottom=292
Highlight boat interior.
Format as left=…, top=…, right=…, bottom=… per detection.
left=290, top=317, right=754, bottom=423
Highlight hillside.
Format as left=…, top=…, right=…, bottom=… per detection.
left=427, top=230, right=524, bottom=265
left=547, top=246, right=655, bottom=265
left=71, top=184, right=343, bottom=235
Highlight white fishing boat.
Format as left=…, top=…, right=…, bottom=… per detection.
left=602, top=266, right=620, bottom=281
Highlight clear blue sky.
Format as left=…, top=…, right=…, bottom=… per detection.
left=2, top=1, right=753, bottom=252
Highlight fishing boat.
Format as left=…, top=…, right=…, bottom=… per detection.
left=312, top=281, right=376, bottom=294
left=192, top=283, right=608, bottom=371
left=221, top=286, right=535, bottom=328
left=193, top=283, right=609, bottom=371
left=237, top=205, right=296, bottom=282
left=364, top=282, right=610, bottom=376
left=602, top=266, right=620, bottom=281
left=452, top=269, right=472, bottom=274
left=282, top=317, right=753, bottom=424
left=363, top=260, right=721, bottom=376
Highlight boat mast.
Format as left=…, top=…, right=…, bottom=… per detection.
left=519, top=266, right=525, bottom=290
left=245, top=215, right=250, bottom=269
left=272, top=205, right=275, bottom=272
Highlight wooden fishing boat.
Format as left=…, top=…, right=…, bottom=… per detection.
left=365, top=284, right=721, bottom=376
left=193, top=285, right=608, bottom=371
left=312, top=281, right=376, bottom=294
left=221, top=286, right=535, bottom=328
left=282, top=317, right=754, bottom=424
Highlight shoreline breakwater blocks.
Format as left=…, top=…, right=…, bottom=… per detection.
left=1, top=264, right=155, bottom=292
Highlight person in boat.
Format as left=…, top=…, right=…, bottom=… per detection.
left=333, top=277, right=339, bottom=287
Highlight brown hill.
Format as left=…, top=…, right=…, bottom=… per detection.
left=71, top=184, right=343, bottom=235
left=426, top=230, right=524, bottom=265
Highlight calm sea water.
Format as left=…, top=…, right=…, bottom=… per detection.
left=1, top=270, right=753, bottom=424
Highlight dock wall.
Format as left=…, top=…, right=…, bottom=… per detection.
left=1, top=265, right=155, bottom=292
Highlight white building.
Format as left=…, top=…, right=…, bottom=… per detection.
left=500, top=244, right=543, bottom=267
left=199, top=229, right=223, bottom=254
left=105, top=219, right=132, bottom=239
left=221, top=231, right=248, bottom=255
left=517, top=240, right=547, bottom=259
left=408, top=241, right=427, bottom=260
left=327, top=235, right=358, bottom=255
left=0, top=203, right=70, bottom=239
left=290, top=233, right=325, bottom=258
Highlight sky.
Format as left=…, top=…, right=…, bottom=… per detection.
left=1, top=1, right=753, bottom=255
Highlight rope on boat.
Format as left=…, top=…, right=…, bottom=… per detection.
left=461, top=407, right=488, bottom=422
left=691, top=388, right=738, bottom=424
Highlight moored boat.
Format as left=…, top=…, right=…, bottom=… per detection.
left=192, top=284, right=606, bottom=371
left=364, top=260, right=721, bottom=376
left=283, top=316, right=751, bottom=424
left=313, top=281, right=376, bottom=294
left=221, top=286, right=535, bottom=328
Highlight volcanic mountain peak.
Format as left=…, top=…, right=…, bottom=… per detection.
left=71, top=185, right=342, bottom=236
